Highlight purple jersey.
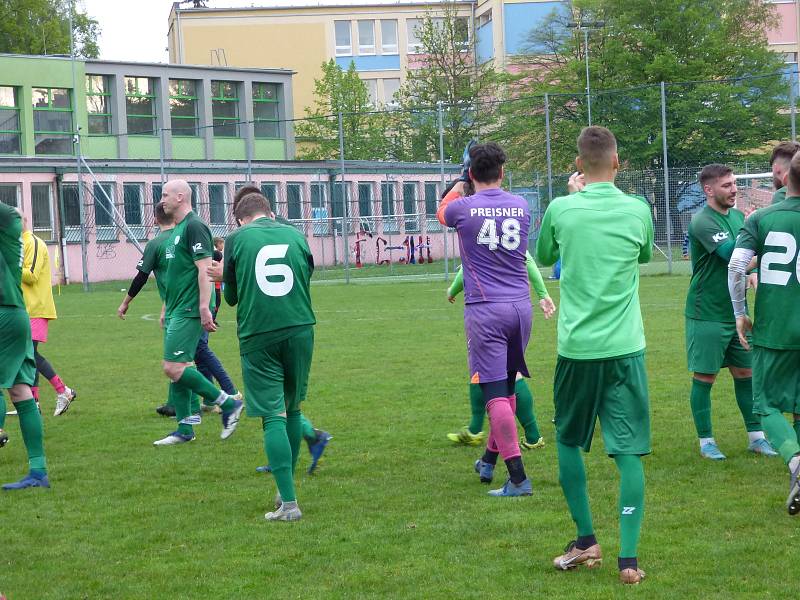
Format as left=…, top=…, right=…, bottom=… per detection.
left=444, top=188, right=530, bottom=304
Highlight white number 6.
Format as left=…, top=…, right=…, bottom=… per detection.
left=255, top=244, right=294, bottom=297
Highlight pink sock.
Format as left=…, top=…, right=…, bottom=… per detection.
left=31, top=386, right=39, bottom=400
left=486, top=397, right=521, bottom=460
left=487, top=431, right=499, bottom=453
left=508, top=394, right=517, bottom=414
left=49, top=375, right=66, bottom=394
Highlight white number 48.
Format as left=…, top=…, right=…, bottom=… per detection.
left=477, top=217, right=521, bottom=251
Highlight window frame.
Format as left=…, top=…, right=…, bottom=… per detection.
left=286, top=182, right=303, bottom=221
left=406, top=18, right=423, bottom=54
left=32, top=87, right=74, bottom=155
left=383, top=78, right=401, bottom=107
left=358, top=20, right=376, bottom=55
left=93, top=181, right=117, bottom=241
left=30, top=182, right=55, bottom=241
left=124, top=76, right=157, bottom=136
left=381, top=19, right=399, bottom=55
left=335, top=20, right=353, bottom=56
left=357, top=182, right=373, bottom=218
left=0, top=183, right=20, bottom=208
left=168, top=79, right=199, bottom=137
left=86, top=75, right=112, bottom=136
left=253, top=82, right=280, bottom=139
left=402, top=181, right=420, bottom=233
left=0, top=86, right=21, bottom=155
left=208, top=183, right=228, bottom=231
left=211, top=80, right=240, bottom=138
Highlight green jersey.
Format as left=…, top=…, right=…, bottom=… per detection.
left=136, top=228, right=173, bottom=304
left=535, top=182, right=653, bottom=360
left=0, top=203, right=24, bottom=308
left=223, top=217, right=316, bottom=354
left=772, top=186, right=786, bottom=205
left=164, top=211, right=213, bottom=318
left=685, top=205, right=744, bottom=322
left=735, top=196, right=800, bottom=349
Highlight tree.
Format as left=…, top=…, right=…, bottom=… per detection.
left=296, top=59, right=389, bottom=160
left=0, top=0, right=100, bottom=58
left=396, top=2, right=500, bottom=163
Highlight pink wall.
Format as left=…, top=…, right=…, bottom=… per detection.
left=767, top=2, right=798, bottom=46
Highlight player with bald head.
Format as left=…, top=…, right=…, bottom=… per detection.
left=153, top=179, right=243, bottom=446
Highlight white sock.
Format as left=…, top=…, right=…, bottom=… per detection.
left=699, top=437, right=715, bottom=448
left=214, top=391, right=229, bottom=406
left=789, top=455, right=800, bottom=474
left=748, top=431, right=766, bottom=443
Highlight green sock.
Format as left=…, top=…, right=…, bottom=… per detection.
left=614, top=454, right=645, bottom=558
left=0, top=393, right=6, bottom=429
left=733, top=377, right=760, bottom=432
left=165, top=382, right=174, bottom=407
left=262, top=416, right=296, bottom=503
left=300, top=414, right=316, bottom=442
left=514, top=379, right=541, bottom=443
left=171, top=383, right=194, bottom=437
left=176, top=367, right=223, bottom=406
left=190, top=394, right=201, bottom=415
left=761, top=409, right=800, bottom=464
left=286, top=410, right=303, bottom=474
left=16, top=398, right=46, bottom=473
left=690, top=378, right=713, bottom=438
left=557, top=442, right=594, bottom=536
left=794, top=419, right=800, bottom=445
left=468, top=383, right=485, bottom=435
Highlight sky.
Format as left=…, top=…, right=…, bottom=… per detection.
left=82, top=0, right=448, bottom=63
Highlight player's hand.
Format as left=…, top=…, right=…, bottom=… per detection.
left=447, top=294, right=455, bottom=304
left=117, top=301, right=129, bottom=320
left=747, top=272, right=758, bottom=291
left=539, top=297, right=556, bottom=319
left=567, top=172, right=586, bottom=194
left=207, top=260, right=223, bottom=282
left=736, top=315, right=753, bottom=350
left=200, top=306, right=217, bottom=333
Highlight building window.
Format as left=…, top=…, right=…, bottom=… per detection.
left=253, top=82, right=280, bottom=139
left=358, top=20, right=375, bottom=55
left=286, top=183, right=302, bottom=220
left=93, top=182, right=115, bottom=231
left=0, top=87, right=21, bottom=154
left=364, top=79, right=377, bottom=107
left=407, top=18, right=423, bottom=53
left=310, top=182, right=328, bottom=235
left=209, top=183, right=227, bottom=225
left=123, top=183, right=143, bottom=225
left=151, top=183, right=162, bottom=211
left=424, top=182, right=438, bottom=215
left=383, top=78, right=401, bottom=107
left=0, top=183, right=19, bottom=207
left=381, top=181, right=398, bottom=233
left=477, top=10, right=492, bottom=29
left=125, top=77, right=157, bottom=135
left=455, top=17, right=470, bottom=49
left=169, top=79, right=198, bottom=136
left=403, top=182, right=419, bottom=232
left=86, top=75, right=112, bottom=135
left=259, top=182, right=278, bottom=215
left=381, top=20, right=398, bottom=54
left=358, top=182, right=373, bottom=217
left=189, top=183, right=200, bottom=212
left=32, top=87, right=73, bottom=155
left=211, top=81, right=239, bottom=137
left=60, top=183, right=81, bottom=230
left=31, top=183, right=53, bottom=240
left=331, top=182, right=351, bottom=233
left=335, top=21, right=352, bottom=55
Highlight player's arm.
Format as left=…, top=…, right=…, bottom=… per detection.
left=186, top=220, right=216, bottom=331
left=525, top=251, right=549, bottom=300
left=535, top=206, right=559, bottom=266
left=693, top=217, right=736, bottom=261
left=222, top=237, right=238, bottom=306
left=447, top=266, right=464, bottom=302
left=436, top=181, right=464, bottom=226
left=728, top=218, right=759, bottom=349
left=21, top=235, right=45, bottom=285
left=638, top=211, right=654, bottom=264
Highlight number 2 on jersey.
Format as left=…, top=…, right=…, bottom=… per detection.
left=255, top=244, right=294, bottom=297
left=477, top=218, right=521, bottom=251
left=761, top=231, right=800, bottom=286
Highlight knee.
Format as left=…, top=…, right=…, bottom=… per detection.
left=693, top=373, right=716, bottom=384
left=163, top=362, right=185, bottom=382
left=8, top=384, right=33, bottom=402
left=730, top=367, right=752, bottom=379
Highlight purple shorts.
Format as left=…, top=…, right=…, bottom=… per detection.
left=464, top=300, right=531, bottom=384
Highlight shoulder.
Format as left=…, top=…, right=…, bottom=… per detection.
left=0, top=203, right=20, bottom=228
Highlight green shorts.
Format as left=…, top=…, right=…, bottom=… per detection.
left=753, top=346, right=800, bottom=416
left=685, top=317, right=751, bottom=374
left=163, top=315, right=202, bottom=363
left=240, top=327, right=314, bottom=418
left=553, top=351, right=651, bottom=455
left=0, top=307, right=37, bottom=389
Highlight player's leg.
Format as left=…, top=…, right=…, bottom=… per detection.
left=552, top=356, right=602, bottom=571
left=514, top=375, right=544, bottom=449
left=598, top=353, right=651, bottom=584
left=282, top=328, right=316, bottom=476
left=31, top=340, right=40, bottom=405
left=726, top=329, right=776, bottom=455
left=485, top=372, right=531, bottom=496
left=31, top=319, right=75, bottom=416
left=446, top=382, right=486, bottom=446
left=194, top=330, right=238, bottom=396
left=686, top=318, right=724, bottom=459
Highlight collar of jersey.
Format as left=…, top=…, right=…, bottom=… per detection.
left=581, top=182, right=618, bottom=193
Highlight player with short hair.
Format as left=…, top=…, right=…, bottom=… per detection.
left=769, top=141, right=800, bottom=205
left=208, top=189, right=317, bottom=521
left=729, top=151, right=800, bottom=515
left=684, top=164, right=775, bottom=460
left=536, top=126, right=653, bottom=584
left=437, top=141, right=534, bottom=497
left=154, top=179, right=243, bottom=446
left=20, top=212, right=77, bottom=416
left=212, top=236, right=224, bottom=319
left=0, top=204, right=49, bottom=489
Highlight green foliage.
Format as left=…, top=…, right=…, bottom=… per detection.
left=296, top=59, right=390, bottom=160
left=0, top=0, right=100, bottom=58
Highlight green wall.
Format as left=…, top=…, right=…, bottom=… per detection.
left=127, top=136, right=161, bottom=159
left=172, top=136, right=206, bottom=160
left=83, top=135, right=118, bottom=159
left=254, top=139, right=286, bottom=160
left=213, top=137, right=246, bottom=160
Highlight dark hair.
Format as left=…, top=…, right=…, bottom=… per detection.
left=770, top=141, right=800, bottom=167
left=788, top=152, right=800, bottom=191
left=233, top=185, right=270, bottom=221
left=577, top=126, right=617, bottom=171
left=699, top=163, right=733, bottom=188
left=154, top=201, right=170, bottom=226
left=468, top=142, right=506, bottom=183
left=233, top=192, right=271, bottom=222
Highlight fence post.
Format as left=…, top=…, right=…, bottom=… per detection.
left=791, top=71, right=797, bottom=143
left=660, top=81, right=673, bottom=275
left=438, top=101, right=449, bottom=282
left=75, top=132, right=90, bottom=291
left=338, top=111, right=350, bottom=284
left=159, top=127, right=166, bottom=186
left=544, top=93, right=553, bottom=203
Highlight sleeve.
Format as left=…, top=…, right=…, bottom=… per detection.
left=185, top=220, right=213, bottom=262
left=137, top=240, right=156, bottom=275
left=222, top=235, right=238, bottom=306
left=126, top=270, right=150, bottom=299
left=447, top=266, right=464, bottom=298
left=735, top=213, right=760, bottom=252
left=525, top=251, right=549, bottom=299
left=535, top=205, right=559, bottom=266
left=437, top=189, right=462, bottom=226
left=729, top=247, right=755, bottom=317
left=638, top=209, right=654, bottom=264
left=21, top=236, right=45, bottom=285
left=690, top=213, right=735, bottom=259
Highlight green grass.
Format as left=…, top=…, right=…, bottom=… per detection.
left=1, top=276, right=796, bottom=598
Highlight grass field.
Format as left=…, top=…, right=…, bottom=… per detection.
left=1, top=275, right=796, bottom=599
